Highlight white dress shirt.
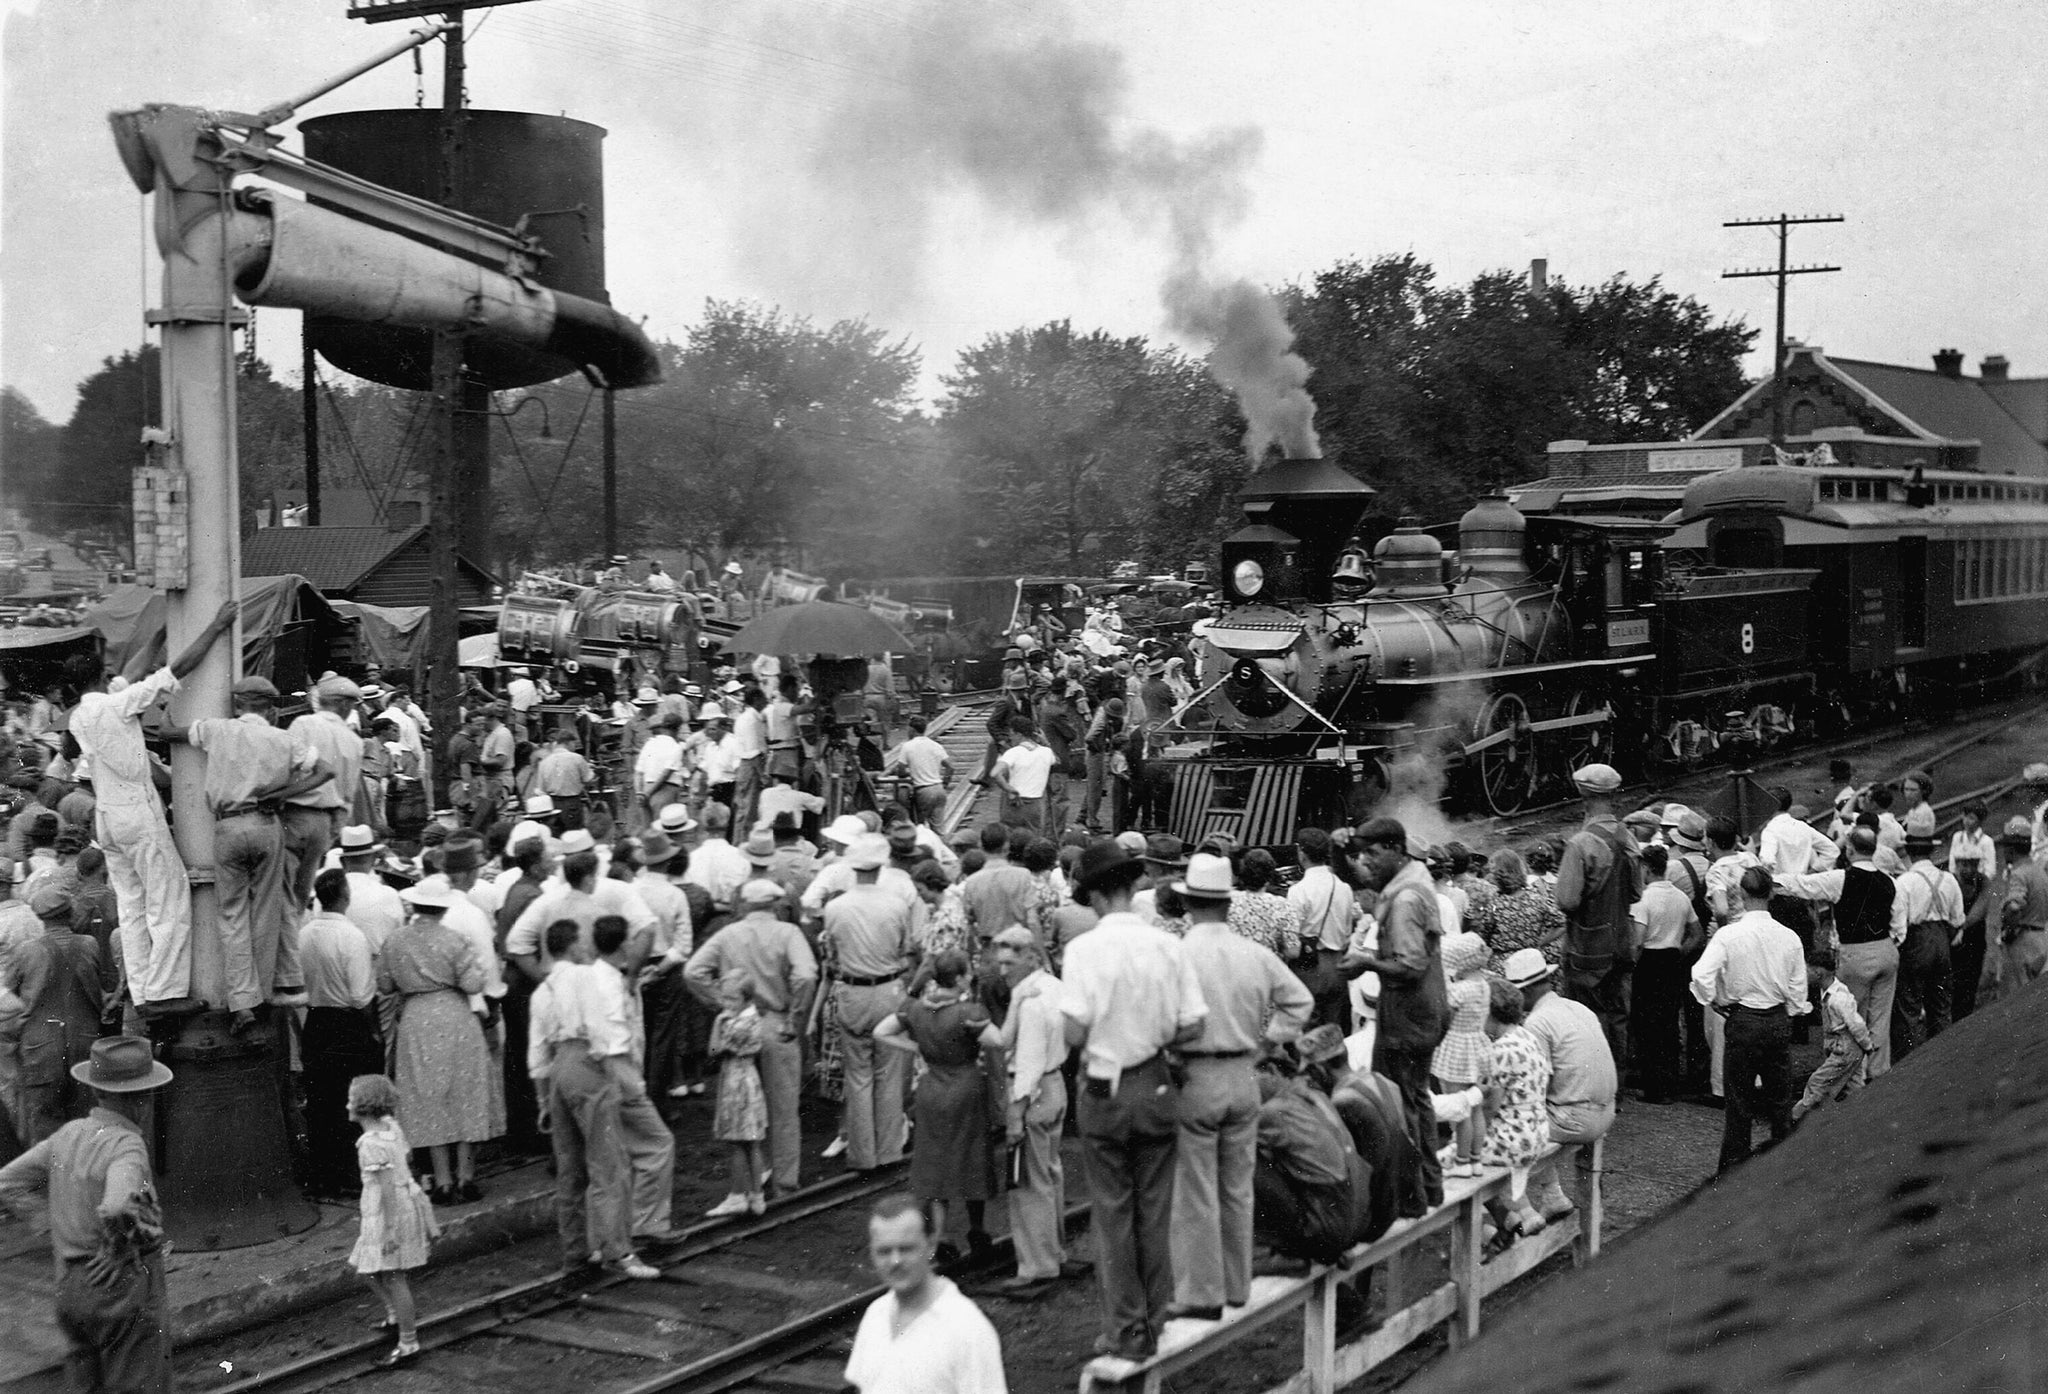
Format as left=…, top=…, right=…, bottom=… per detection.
left=1689, top=909, right=1810, bottom=1013
left=844, top=1277, right=1006, bottom=1394
left=344, top=871, right=406, bottom=959
left=1949, top=828, right=1998, bottom=878
left=1897, top=859, right=1965, bottom=927
left=1759, top=811, right=1837, bottom=876
left=683, top=837, right=752, bottom=911
left=1058, top=910, right=1207, bottom=1090
left=300, top=910, right=375, bottom=1010
left=1288, top=865, right=1358, bottom=952
left=1776, top=860, right=1910, bottom=943
left=1002, top=968, right=1066, bottom=1103
left=505, top=880, right=658, bottom=962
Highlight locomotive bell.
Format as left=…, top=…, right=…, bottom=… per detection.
left=1234, top=456, right=1376, bottom=604
left=1331, top=538, right=1373, bottom=585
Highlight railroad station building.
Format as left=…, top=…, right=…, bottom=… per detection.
left=1519, top=346, right=2048, bottom=518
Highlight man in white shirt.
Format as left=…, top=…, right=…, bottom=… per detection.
left=1629, top=845, right=1702, bottom=1104
left=1060, top=839, right=1207, bottom=1363
left=1775, top=826, right=1906, bottom=1079
left=1758, top=788, right=1838, bottom=876
left=990, top=717, right=1055, bottom=836
left=682, top=802, right=751, bottom=915
left=299, top=868, right=380, bottom=1197
left=630, top=831, right=695, bottom=1102
left=980, top=926, right=1068, bottom=1293
left=63, top=599, right=236, bottom=1010
left=283, top=676, right=366, bottom=933
left=337, top=826, right=405, bottom=962
left=886, top=717, right=953, bottom=828
left=1288, top=828, right=1358, bottom=1032
left=527, top=920, right=657, bottom=1280
left=635, top=713, right=686, bottom=828
left=1688, top=867, right=1808, bottom=1174
left=381, top=680, right=431, bottom=785
left=1894, top=832, right=1964, bottom=1060
left=696, top=714, right=743, bottom=811
left=845, top=1194, right=1007, bottom=1394
left=590, top=916, right=676, bottom=1246
left=755, top=769, right=824, bottom=837
left=732, top=690, right=770, bottom=834
left=505, top=668, right=541, bottom=740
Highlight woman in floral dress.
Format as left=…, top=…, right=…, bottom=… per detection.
left=1470, top=848, right=1566, bottom=976
left=1228, top=848, right=1303, bottom=958
left=1478, top=978, right=1553, bottom=1236
left=377, top=884, right=493, bottom=1203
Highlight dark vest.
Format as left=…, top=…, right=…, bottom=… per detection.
left=1836, top=865, right=1895, bottom=945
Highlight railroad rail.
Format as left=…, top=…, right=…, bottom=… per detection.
left=202, top=1160, right=1081, bottom=1394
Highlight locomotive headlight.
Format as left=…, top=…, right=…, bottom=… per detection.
left=1232, top=559, right=1265, bottom=598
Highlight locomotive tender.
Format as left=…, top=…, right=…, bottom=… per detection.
left=1163, top=454, right=2048, bottom=844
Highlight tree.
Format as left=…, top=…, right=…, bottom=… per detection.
left=1, top=389, right=61, bottom=530
left=1280, top=255, right=1755, bottom=525
left=56, top=346, right=161, bottom=546
left=937, top=322, right=1241, bottom=573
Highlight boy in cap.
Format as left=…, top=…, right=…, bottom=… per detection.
left=1998, top=815, right=2048, bottom=992
left=0, top=1036, right=175, bottom=1393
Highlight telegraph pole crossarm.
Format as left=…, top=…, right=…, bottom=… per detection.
left=1722, top=213, right=1844, bottom=447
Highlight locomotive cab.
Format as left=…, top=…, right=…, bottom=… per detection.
left=1527, top=516, right=1664, bottom=660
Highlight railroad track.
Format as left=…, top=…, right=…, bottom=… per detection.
left=200, top=1159, right=1080, bottom=1394
left=1489, top=695, right=2048, bottom=840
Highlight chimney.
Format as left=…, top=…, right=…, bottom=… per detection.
left=1529, top=259, right=1548, bottom=294
left=1981, top=354, right=2011, bottom=382
left=1933, top=348, right=1964, bottom=378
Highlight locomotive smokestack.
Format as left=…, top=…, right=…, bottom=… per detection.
left=1233, top=455, right=1375, bottom=604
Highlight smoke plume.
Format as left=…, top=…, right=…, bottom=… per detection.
left=658, top=0, right=1320, bottom=457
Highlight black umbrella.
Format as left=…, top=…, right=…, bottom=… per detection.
left=719, top=600, right=912, bottom=657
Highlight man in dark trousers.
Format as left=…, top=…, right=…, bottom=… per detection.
left=298, top=868, right=381, bottom=1198
left=1344, top=818, right=1448, bottom=1215
left=0, top=1035, right=175, bottom=1393
left=1689, top=868, right=1809, bottom=1173
left=1060, top=839, right=1207, bottom=1364
left=9, top=884, right=112, bottom=1145
left=1554, top=764, right=1643, bottom=1072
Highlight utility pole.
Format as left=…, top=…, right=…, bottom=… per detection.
left=1723, top=213, right=1843, bottom=447
left=427, top=9, right=467, bottom=806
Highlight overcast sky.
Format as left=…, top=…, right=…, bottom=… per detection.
left=5, top=0, right=2044, bottom=429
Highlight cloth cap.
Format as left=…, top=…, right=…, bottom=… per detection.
left=1573, top=763, right=1623, bottom=794
left=737, top=878, right=784, bottom=907
left=232, top=676, right=279, bottom=700
left=558, top=829, right=598, bottom=855
left=1172, top=852, right=1233, bottom=901
left=338, top=825, right=386, bottom=858
left=740, top=831, right=776, bottom=864
left=1623, top=809, right=1660, bottom=831
left=314, top=673, right=363, bottom=701
left=70, top=1036, right=172, bottom=1093
left=1502, top=948, right=1556, bottom=987
left=844, top=834, right=891, bottom=872
left=524, top=793, right=557, bottom=815
left=656, top=805, right=698, bottom=834
left=1354, top=816, right=1408, bottom=850
left=29, top=884, right=71, bottom=919
left=1143, top=833, right=1187, bottom=868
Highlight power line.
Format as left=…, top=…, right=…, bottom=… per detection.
left=1722, top=213, right=1842, bottom=446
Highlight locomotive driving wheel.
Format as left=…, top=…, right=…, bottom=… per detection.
left=1556, top=687, right=1612, bottom=785
left=1471, top=692, right=1538, bottom=815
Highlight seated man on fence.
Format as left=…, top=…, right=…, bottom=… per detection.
left=1250, top=1054, right=1370, bottom=1272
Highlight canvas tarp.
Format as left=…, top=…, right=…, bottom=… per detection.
left=331, top=599, right=430, bottom=673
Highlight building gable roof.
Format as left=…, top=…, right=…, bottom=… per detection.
left=1826, top=358, right=2048, bottom=471
left=1984, top=377, right=2048, bottom=446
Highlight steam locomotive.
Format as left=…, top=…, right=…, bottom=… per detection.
left=1162, top=454, right=2048, bottom=844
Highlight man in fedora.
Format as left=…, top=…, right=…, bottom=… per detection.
left=1503, top=946, right=1616, bottom=1220
left=631, top=829, right=695, bottom=1106
left=1059, top=838, right=1207, bottom=1362
left=1344, top=818, right=1449, bottom=1215
left=336, top=824, right=405, bottom=961
left=1167, top=852, right=1312, bottom=1320
left=1553, top=763, right=1642, bottom=1069
left=169, top=675, right=334, bottom=1032
left=0, top=1035, right=174, bottom=1393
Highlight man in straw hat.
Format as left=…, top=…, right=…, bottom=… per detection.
left=1502, top=946, right=1616, bottom=1219
left=1553, top=763, right=1642, bottom=1070
left=1165, top=852, right=1312, bottom=1320
left=0, top=1035, right=175, bottom=1392
left=63, top=599, right=236, bottom=1015
left=1059, top=838, right=1207, bottom=1362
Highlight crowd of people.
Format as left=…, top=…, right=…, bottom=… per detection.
left=7, top=617, right=2048, bottom=1390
